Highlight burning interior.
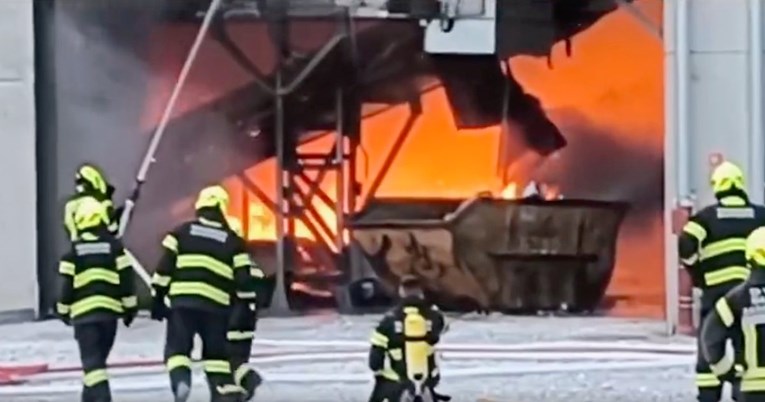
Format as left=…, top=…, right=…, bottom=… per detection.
left=120, top=0, right=664, bottom=315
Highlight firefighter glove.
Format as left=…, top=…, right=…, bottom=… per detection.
left=123, top=309, right=136, bottom=327
left=57, top=312, right=71, bottom=327
left=150, top=297, right=169, bottom=321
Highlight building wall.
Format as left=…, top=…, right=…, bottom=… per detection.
left=664, top=0, right=765, bottom=333
left=0, top=0, right=37, bottom=320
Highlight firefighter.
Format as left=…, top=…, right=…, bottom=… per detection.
left=368, top=275, right=449, bottom=402
left=64, top=164, right=119, bottom=241
left=225, top=214, right=265, bottom=401
left=701, top=227, right=765, bottom=402
left=150, top=185, right=256, bottom=402
left=679, top=160, right=765, bottom=402
left=55, top=197, right=137, bottom=402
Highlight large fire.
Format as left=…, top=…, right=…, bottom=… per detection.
left=145, top=1, right=663, bottom=316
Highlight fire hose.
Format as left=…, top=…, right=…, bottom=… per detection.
left=116, top=0, right=224, bottom=287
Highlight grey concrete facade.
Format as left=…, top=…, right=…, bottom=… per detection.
left=0, top=0, right=37, bottom=318
left=664, top=0, right=765, bottom=334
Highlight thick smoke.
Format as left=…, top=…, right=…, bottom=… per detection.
left=52, top=1, right=164, bottom=201
left=533, top=110, right=663, bottom=224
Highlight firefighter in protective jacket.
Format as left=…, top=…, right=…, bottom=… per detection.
left=702, top=227, right=765, bottom=402
left=56, top=197, right=137, bottom=402
left=225, top=215, right=265, bottom=401
left=368, top=276, right=448, bottom=402
left=150, top=185, right=256, bottom=402
left=64, top=164, right=120, bottom=241
left=679, top=161, right=765, bottom=401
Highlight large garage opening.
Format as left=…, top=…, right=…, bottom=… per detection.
left=36, top=0, right=663, bottom=318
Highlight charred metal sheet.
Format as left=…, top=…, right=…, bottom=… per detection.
left=350, top=197, right=628, bottom=313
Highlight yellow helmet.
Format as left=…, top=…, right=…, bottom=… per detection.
left=76, top=164, right=108, bottom=195
left=73, top=197, right=108, bottom=231
left=746, top=227, right=765, bottom=267
left=711, top=161, right=746, bottom=194
left=194, top=185, right=230, bottom=213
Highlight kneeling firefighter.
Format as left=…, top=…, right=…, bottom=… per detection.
left=64, top=164, right=120, bottom=241
left=368, top=276, right=450, bottom=402
left=702, top=227, right=765, bottom=402
left=150, top=185, right=256, bottom=402
left=225, top=215, right=266, bottom=401
left=56, top=197, right=137, bottom=402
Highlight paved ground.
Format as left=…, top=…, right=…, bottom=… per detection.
left=0, top=314, right=706, bottom=402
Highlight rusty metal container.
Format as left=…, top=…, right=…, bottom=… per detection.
left=349, top=196, right=629, bottom=313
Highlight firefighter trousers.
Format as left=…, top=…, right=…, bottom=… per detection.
left=741, top=392, right=765, bottom=402
left=369, top=377, right=405, bottom=402
left=164, top=308, right=241, bottom=402
left=226, top=334, right=261, bottom=401
left=74, top=319, right=117, bottom=402
left=696, top=307, right=743, bottom=402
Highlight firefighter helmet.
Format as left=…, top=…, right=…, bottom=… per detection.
left=711, top=161, right=746, bottom=194
left=194, top=185, right=230, bottom=213
left=76, top=164, right=108, bottom=195
left=746, top=227, right=765, bottom=267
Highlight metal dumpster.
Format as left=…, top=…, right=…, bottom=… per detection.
left=349, top=196, right=628, bottom=313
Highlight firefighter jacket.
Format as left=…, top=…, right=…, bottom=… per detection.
left=679, top=195, right=765, bottom=309
left=701, top=268, right=765, bottom=393
left=368, top=297, right=446, bottom=386
left=56, top=229, right=137, bottom=324
left=151, top=210, right=256, bottom=313
left=64, top=191, right=119, bottom=241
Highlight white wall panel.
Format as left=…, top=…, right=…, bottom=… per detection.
left=0, top=0, right=37, bottom=318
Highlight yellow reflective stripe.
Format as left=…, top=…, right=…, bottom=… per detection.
left=83, top=368, right=108, bottom=387
left=203, top=360, right=231, bottom=374
left=169, top=282, right=230, bottom=305
left=217, top=384, right=245, bottom=395
left=701, top=238, right=747, bottom=261
left=122, top=296, right=137, bottom=308
left=378, top=368, right=400, bottom=381
left=745, top=324, right=759, bottom=378
left=162, top=235, right=178, bottom=253
left=73, top=268, right=120, bottom=289
left=56, top=303, right=70, bottom=315
left=710, top=354, right=734, bottom=376
left=233, top=253, right=251, bottom=268
left=251, top=267, right=265, bottom=278
left=683, top=221, right=707, bottom=242
left=236, top=291, right=256, bottom=300
left=704, top=266, right=750, bottom=286
left=696, top=372, right=722, bottom=387
left=166, top=355, right=192, bottom=371
left=227, top=331, right=255, bottom=341
left=370, top=331, right=389, bottom=348
left=152, top=273, right=171, bottom=288
left=177, top=254, right=233, bottom=280
left=116, top=254, right=131, bottom=270
left=716, top=298, right=735, bottom=328
left=59, top=261, right=75, bottom=276
left=743, top=379, right=765, bottom=392
left=234, top=365, right=252, bottom=385
left=71, top=295, right=124, bottom=318
left=681, top=254, right=699, bottom=266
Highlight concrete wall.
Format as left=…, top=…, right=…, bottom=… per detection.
left=0, top=1, right=37, bottom=319
left=664, top=0, right=765, bottom=333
